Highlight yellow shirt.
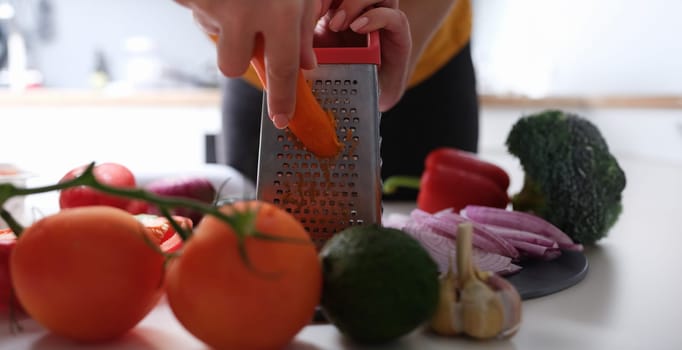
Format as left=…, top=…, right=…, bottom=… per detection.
left=241, top=0, right=472, bottom=89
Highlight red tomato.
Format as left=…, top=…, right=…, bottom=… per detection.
left=10, top=207, right=166, bottom=342
left=59, top=162, right=136, bottom=210
left=165, top=201, right=322, bottom=349
left=0, top=229, right=21, bottom=312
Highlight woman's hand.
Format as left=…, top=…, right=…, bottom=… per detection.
left=176, top=0, right=334, bottom=128
left=322, top=0, right=411, bottom=111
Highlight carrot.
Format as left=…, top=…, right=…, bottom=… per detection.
left=249, top=37, right=342, bottom=158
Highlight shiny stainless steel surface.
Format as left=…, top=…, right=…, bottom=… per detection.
left=256, top=63, right=382, bottom=248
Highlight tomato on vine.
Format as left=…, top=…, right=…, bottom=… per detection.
left=165, top=200, right=322, bottom=349
left=10, top=206, right=166, bottom=342
left=59, top=162, right=137, bottom=210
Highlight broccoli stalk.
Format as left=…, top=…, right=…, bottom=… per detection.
left=505, top=110, right=626, bottom=245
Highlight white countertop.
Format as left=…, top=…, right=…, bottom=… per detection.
left=1, top=154, right=681, bottom=350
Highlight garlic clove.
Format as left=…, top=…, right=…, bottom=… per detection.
left=429, top=265, right=460, bottom=336
left=488, top=274, right=522, bottom=338
left=460, top=278, right=505, bottom=339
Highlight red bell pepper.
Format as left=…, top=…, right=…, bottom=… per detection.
left=383, top=147, right=510, bottom=213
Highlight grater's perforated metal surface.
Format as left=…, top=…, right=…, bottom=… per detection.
left=256, top=64, right=382, bottom=249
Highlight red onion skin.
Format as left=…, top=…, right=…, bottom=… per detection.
left=145, top=177, right=216, bottom=225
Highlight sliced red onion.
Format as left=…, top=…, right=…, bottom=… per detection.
left=509, top=240, right=559, bottom=259
left=462, top=205, right=583, bottom=251
left=402, top=221, right=521, bottom=276
left=542, top=248, right=563, bottom=261
left=482, top=224, right=558, bottom=248
left=424, top=209, right=520, bottom=259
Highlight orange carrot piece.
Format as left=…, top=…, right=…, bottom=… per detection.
left=249, top=38, right=342, bottom=158
left=209, top=35, right=342, bottom=158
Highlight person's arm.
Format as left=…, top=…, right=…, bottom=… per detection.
left=398, top=0, right=458, bottom=79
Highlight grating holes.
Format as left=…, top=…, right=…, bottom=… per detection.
left=334, top=80, right=341, bottom=85
left=340, top=108, right=347, bottom=114
left=350, top=109, right=357, bottom=115
left=352, top=154, right=359, bottom=161
left=350, top=89, right=358, bottom=95
left=276, top=153, right=284, bottom=159
left=353, top=136, right=359, bottom=142
left=351, top=192, right=358, bottom=198
left=351, top=209, right=357, bottom=216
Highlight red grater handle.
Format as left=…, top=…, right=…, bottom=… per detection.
left=313, top=31, right=380, bottom=65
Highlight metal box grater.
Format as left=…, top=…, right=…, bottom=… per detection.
left=256, top=32, right=382, bottom=249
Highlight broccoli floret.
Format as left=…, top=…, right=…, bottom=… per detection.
left=505, top=110, right=626, bottom=245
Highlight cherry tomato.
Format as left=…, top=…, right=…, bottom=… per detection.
left=165, top=201, right=322, bottom=349
left=58, top=162, right=136, bottom=210
left=10, top=207, right=166, bottom=342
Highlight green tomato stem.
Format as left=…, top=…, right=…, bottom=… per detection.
left=0, top=162, right=243, bottom=240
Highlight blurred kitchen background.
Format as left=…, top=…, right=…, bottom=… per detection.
left=1, top=0, right=681, bottom=178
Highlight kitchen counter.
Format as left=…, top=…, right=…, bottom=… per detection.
left=2, top=89, right=682, bottom=109
left=1, top=153, right=680, bottom=350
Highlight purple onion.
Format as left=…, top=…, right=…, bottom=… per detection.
left=145, top=176, right=217, bottom=225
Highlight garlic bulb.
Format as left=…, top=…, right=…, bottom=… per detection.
left=429, top=222, right=522, bottom=339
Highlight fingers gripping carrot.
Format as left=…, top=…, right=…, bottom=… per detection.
left=250, top=36, right=342, bottom=159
